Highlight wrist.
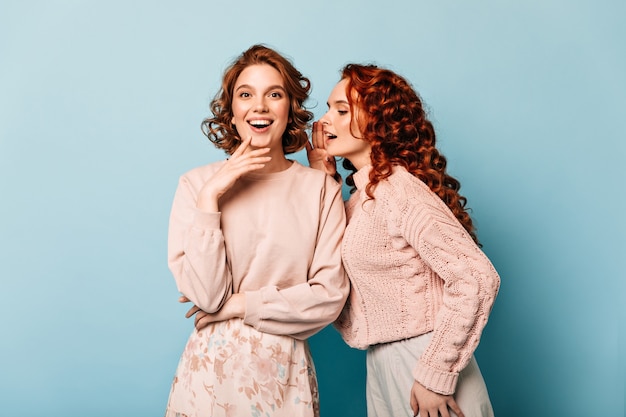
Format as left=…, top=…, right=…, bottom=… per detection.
left=196, top=192, right=219, bottom=212
left=233, top=293, right=246, bottom=319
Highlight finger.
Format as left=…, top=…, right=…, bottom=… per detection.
left=185, top=305, right=201, bottom=319
left=240, top=153, right=272, bottom=164
left=306, top=123, right=316, bottom=152
left=229, top=160, right=272, bottom=178
left=313, top=120, right=325, bottom=149
left=195, top=312, right=211, bottom=329
left=410, top=397, right=418, bottom=416
left=195, top=318, right=210, bottom=330
left=178, top=295, right=190, bottom=303
left=229, top=149, right=271, bottom=166
left=194, top=311, right=208, bottom=324
left=241, top=147, right=271, bottom=158
left=439, top=405, right=451, bottom=417
left=231, top=136, right=252, bottom=157
left=312, top=121, right=321, bottom=149
left=448, top=400, right=464, bottom=417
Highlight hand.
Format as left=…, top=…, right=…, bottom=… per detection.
left=197, top=136, right=271, bottom=211
left=306, top=121, right=338, bottom=178
left=178, top=295, right=199, bottom=321
left=182, top=293, right=246, bottom=331
left=409, top=381, right=464, bottom=417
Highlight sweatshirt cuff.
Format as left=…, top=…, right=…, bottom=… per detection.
left=243, top=288, right=265, bottom=330
left=193, top=210, right=221, bottom=229
left=413, top=361, right=459, bottom=396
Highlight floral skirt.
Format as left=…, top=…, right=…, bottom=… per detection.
left=164, top=318, right=319, bottom=417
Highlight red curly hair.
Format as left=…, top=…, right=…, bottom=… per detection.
left=341, top=64, right=480, bottom=245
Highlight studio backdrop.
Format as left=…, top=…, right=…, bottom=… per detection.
left=0, top=1, right=623, bottom=416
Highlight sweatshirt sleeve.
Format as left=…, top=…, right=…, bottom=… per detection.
left=401, top=190, right=500, bottom=395
left=242, top=176, right=350, bottom=340
left=167, top=174, right=232, bottom=313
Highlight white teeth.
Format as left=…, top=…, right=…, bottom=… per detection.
left=326, top=132, right=337, bottom=139
left=249, top=120, right=271, bottom=127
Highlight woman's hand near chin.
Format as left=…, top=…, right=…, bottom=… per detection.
left=197, top=136, right=271, bottom=211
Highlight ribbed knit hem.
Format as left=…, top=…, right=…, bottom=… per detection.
left=413, top=362, right=459, bottom=395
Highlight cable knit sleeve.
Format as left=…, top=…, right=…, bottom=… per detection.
left=243, top=175, right=349, bottom=340
left=167, top=172, right=232, bottom=313
left=399, top=182, right=500, bottom=395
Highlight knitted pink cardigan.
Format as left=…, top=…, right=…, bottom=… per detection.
left=335, top=165, right=500, bottom=395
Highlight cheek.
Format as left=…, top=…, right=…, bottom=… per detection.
left=272, top=104, right=291, bottom=127
left=231, top=100, right=248, bottom=121
left=340, top=118, right=354, bottom=136
left=350, top=119, right=364, bottom=138
left=279, top=103, right=290, bottom=120
left=231, top=107, right=247, bottom=132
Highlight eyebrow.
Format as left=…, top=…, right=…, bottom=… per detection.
left=327, top=99, right=349, bottom=107
left=235, top=84, right=287, bottom=93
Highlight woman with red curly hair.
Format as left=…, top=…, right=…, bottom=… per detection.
left=307, top=64, right=500, bottom=417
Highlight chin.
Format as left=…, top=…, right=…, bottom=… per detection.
left=325, top=146, right=340, bottom=158
left=249, top=136, right=273, bottom=148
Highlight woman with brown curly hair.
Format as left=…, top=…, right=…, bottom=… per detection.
left=164, top=45, right=349, bottom=417
left=307, top=64, right=500, bottom=417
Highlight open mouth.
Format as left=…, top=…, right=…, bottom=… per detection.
left=248, top=119, right=273, bottom=130
left=324, top=131, right=337, bottom=140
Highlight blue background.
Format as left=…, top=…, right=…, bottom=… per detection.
left=1, top=1, right=623, bottom=416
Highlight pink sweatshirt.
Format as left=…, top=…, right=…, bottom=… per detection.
left=168, top=160, right=349, bottom=340
left=335, top=165, right=500, bottom=395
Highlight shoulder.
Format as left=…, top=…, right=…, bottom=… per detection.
left=390, top=166, right=433, bottom=195
left=178, top=160, right=226, bottom=191
left=375, top=166, right=433, bottom=202
left=291, top=160, right=328, bottom=179
left=377, top=166, right=451, bottom=218
left=291, top=161, right=342, bottom=193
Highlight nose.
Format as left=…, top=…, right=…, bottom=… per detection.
left=319, top=112, right=330, bottom=126
left=253, top=96, right=269, bottom=112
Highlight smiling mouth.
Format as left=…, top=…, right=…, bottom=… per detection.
left=248, top=120, right=273, bottom=129
left=324, top=131, right=337, bottom=139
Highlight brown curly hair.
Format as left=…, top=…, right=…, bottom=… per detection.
left=201, top=44, right=313, bottom=155
left=340, top=64, right=480, bottom=245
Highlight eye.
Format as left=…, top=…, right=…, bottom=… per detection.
left=239, top=92, right=251, bottom=98
left=269, top=91, right=283, bottom=98
left=338, top=110, right=348, bottom=115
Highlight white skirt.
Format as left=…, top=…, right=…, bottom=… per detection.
left=165, top=318, right=319, bottom=417
left=366, top=332, right=494, bottom=417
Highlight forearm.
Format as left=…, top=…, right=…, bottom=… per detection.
left=411, top=218, right=500, bottom=394
left=168, top=178, right=233, bottom=313
left=243, top=278, right=348, bottom=339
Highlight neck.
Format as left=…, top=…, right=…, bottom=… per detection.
left=258, top=149, right=292, bottom=173
left=348, top=155, right=371, bottom=171
left=342, top=147, right=372, bottom=171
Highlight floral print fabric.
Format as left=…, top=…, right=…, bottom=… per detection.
left=165, top=318, right=319, bottom=417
